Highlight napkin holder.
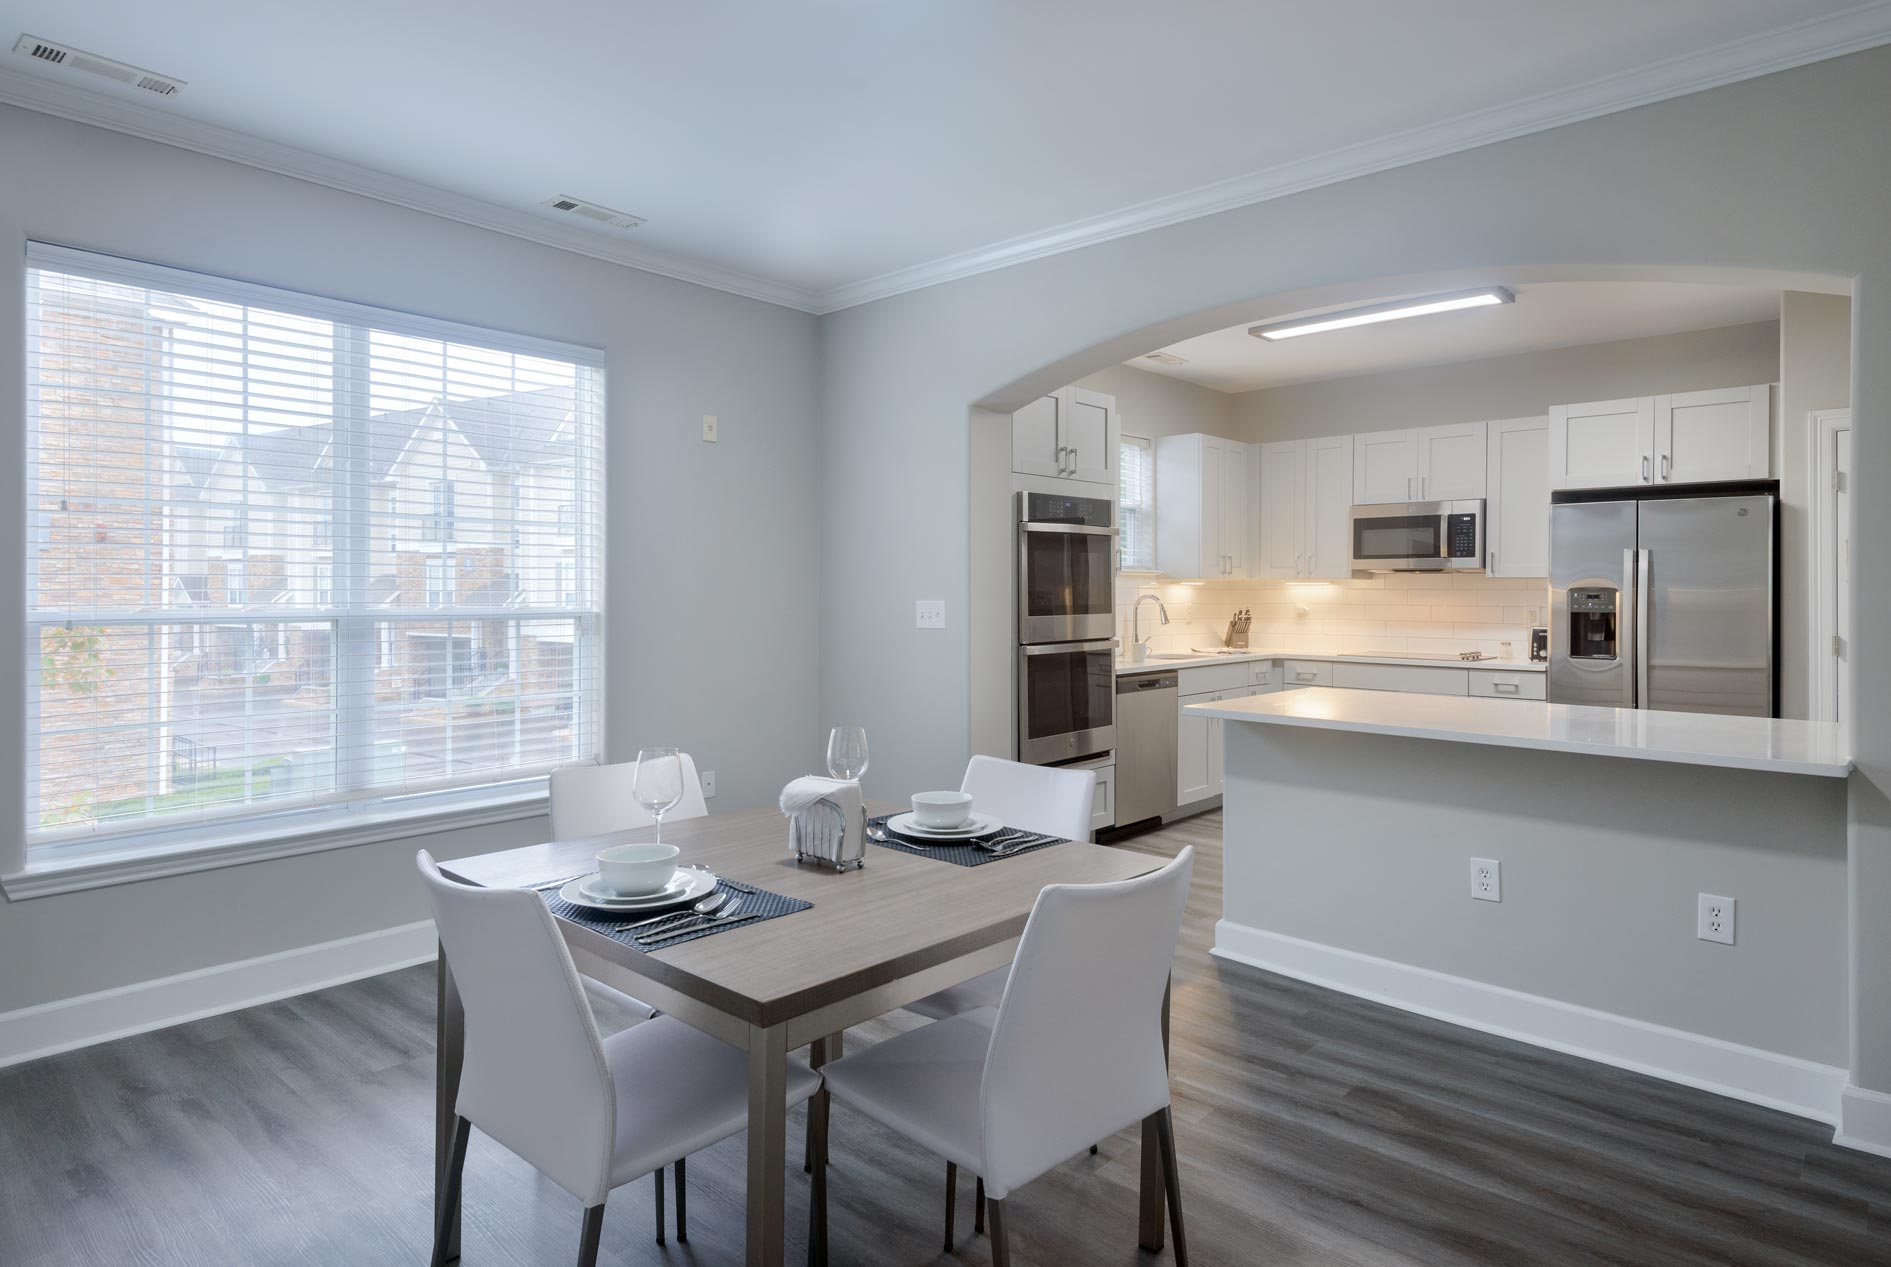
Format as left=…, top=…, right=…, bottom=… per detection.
left=787, top=787, right=866, bottom=871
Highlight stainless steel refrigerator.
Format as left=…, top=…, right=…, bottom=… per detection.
left=1548, top=483, right=1777, bottom=717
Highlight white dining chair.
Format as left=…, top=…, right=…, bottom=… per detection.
left=549, top=753, right=710, bottom=1019
left=810, top=847, right=1194, bottom=1267
left=417, top=850, right=820, bottom=1267
left=903, top=755, right=1097, bottom=1022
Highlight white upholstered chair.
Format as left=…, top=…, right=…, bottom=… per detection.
left=418, top=850, right=820, bottom=1267
left=548, top=754, right=710, bottom=1019
left=812, top=847, right=1194, bottom=1267
left=903, top=755, right=1098, bottom=1022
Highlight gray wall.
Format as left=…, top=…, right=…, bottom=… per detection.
left=816, top=48, right=1891, bottom=1094
left=1072, top=363, right=1238, bottom=444
left=1779, top=292, right=1854, bottom=720
left=0, top=106, right=822, bottom=1012
left=1231, top=320, right=1780, bottom=440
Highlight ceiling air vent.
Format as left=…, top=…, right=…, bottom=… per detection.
left=12, top=34, right=186, bottom=96
left=1141, top=351, right=1189, bottom=367
left=540, top=195, right=645, bottom=230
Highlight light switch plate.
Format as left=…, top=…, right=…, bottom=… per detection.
left=915, top=600, right=946, bottom=629
left=702, top=414, right=718, bottom=442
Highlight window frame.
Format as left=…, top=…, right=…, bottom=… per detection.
left=8, top=243, right=608, bottom=896
left=1119, top=433, right=1159, bottom=573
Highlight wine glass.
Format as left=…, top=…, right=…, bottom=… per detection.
left=633, top=747, right=685, bottom=843
left=826, top=726, right=869, bottom=782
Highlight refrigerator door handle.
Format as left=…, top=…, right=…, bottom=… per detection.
left=1621, top=547, right=1638, bottom=709
left=1635, top=548, right=1652, bottom=709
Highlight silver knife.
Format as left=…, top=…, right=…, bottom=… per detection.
left=639, top=912, right=764, bottom=944
left=637, top=895, right=746, bottom=943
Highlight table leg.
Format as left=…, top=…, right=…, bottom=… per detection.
left=745, top=1022, right=790, bottom=1267
left=1138, top=976, right=1172, bottom=1251
left=435, top=945, right=466, bottom=1263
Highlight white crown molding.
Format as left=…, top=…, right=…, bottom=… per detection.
left=0, top=65, right=826, bottom=314
left=3, top=4, right=1889, bottom=316
left=814, top=1, right=1891, bottom=312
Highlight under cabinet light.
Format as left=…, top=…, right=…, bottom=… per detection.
left=1249, top=287, right=1513, bottom=341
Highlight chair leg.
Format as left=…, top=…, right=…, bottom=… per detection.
left=576, top=1202, right=606, bottom=1267
left=675, top=1157, right=688, bottom=1243
left=431, top=1115, right=471, bottom=1267
left=975, top=1176, right=985, bottom=1234
left=1156, top=1107, right=1189, bottom=1267
left=944, top=1161, right=958, bottom=1250
left=654, top=1164, right=665, bottom=1245
left=1091, top=1143, right=1099, bottom=1155
left=808, top=1088, right=830, bottom=1267
left=987, top=1196, right=1011, bottom=1267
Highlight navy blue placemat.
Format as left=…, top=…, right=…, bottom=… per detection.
left=868, top=814, right=1069, bottom=867
left=538, top=877, right=811, bottom=951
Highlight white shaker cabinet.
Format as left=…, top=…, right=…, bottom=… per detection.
left=1485, top=415, right=1550, bottom=578
left=1352, top=423, right=1486, bottom=503
left=1011, top=387, right=1119, bottom=484
left=1353, top=428, right=1419, bottom=503
left=1256, top=440, right=1304, bottom=579
left=1156, top=433, right=1250, bottom=578
left=1549, top=396, right=1656, bottom=489
left=1258, top=435, right=1354, bottom=579
left=1654, top=385, right=1771, bottom=484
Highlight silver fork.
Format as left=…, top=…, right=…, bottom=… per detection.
left=636, top=894, right=747, bottom=943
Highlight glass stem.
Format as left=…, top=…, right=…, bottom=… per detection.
left=654, top=812, right=663, bottom=845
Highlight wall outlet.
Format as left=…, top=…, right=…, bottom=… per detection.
left=1697, top=893, right=1736, bottom=944
left=915, top=599, right=946, bottom=629
left=700, top=770, right=716, bottom=799
left=1470, top=857, right=1501, bottom=902
left=701, top=414, right=718, bottom=442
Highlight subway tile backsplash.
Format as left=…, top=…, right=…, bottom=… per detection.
left=1117, top=572, right=1550, bottom=661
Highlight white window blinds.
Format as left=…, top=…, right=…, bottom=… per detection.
left=1119, top=435, right=1156, bottom=571
left=24, top=244, right=605, bottom=855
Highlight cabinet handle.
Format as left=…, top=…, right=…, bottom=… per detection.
left=1495, top=682, right=1520, bottom=693
left=1642, top=455, right=1651, bottom=483
left=1068, top=445, right=1078, bottom=473
left=1660, top=453, right=1670, bottom=482
left=1490, top=550, right=1496, bottom=575
left=1406, top=476, right=1412, bottom=499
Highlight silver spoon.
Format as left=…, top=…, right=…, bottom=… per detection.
left=622, top=890, right=728, bottom=931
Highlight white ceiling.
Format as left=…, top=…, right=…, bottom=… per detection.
left=1128, top=282, right=1787, bottom=393
left=0, top=1, right=1884, bottom=311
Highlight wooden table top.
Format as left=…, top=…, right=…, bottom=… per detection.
left=440, top=803, right=1159, bottom=1028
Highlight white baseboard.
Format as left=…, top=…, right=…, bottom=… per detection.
left=1835, top=1083, right=1891, bottom=1158
left=0, top=920, right=438, bottom=1069
left=1212, top=920, right=1847, bottom=1127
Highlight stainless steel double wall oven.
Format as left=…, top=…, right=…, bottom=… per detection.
left=1016, top=491, right=1116, bottom=765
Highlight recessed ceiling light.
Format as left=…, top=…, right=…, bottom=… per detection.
left=540, top=195, right=645, bottom=231
left=12, top=34, right=185, bottom=97
left=1249, top=287, right=1513, bottom=341
left=1141, top=351, right=1189, bottom=366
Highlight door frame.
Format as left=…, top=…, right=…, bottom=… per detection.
left=1810, top=408, right=1852, bottom=724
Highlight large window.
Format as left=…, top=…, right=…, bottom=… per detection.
left=1119, top=434, right=1157, bottom=571
left=24, top=245, right=604, bottom=862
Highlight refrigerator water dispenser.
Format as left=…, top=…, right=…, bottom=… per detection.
left=1566, top=587, right=1619, bottom=660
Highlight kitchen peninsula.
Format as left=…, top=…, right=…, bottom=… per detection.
left=1191, top=687, right=1855, bottom=1120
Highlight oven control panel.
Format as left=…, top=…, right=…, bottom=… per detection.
left=1446, top=513, right=1479, bottom=558
left=1023, top=491, right=1114, bottom=528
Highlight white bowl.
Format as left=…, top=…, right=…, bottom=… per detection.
left=595, top=843, right=680, bottom=897
left=911, top=790, right=974, bottom=830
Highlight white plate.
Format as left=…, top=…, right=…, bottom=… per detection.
left=558, top=866, right=717, bottom=912
left=886, top=811, right=1004, bottom=840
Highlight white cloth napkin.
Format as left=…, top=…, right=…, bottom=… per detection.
left=780, top=776, right=864, bottom=862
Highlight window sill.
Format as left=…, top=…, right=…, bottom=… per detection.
left=1, top=786, right=550, bottom=900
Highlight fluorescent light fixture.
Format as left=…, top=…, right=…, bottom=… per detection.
left=1249, top=287, right=1513, bottom=341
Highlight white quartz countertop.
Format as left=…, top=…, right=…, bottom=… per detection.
left=1185, top=687, right=1852, bottom=777
left=1117, top=649, right=1547, bottom=674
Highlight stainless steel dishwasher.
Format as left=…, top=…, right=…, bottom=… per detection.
left=1113, top=671, right=1178, bottom=829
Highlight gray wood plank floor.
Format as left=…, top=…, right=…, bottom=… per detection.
left=3, top=811, right=1886, bottom=1266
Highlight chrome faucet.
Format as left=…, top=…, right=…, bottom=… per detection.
left=1133, top=593, right=1170, bottom=649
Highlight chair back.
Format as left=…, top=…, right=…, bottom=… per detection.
left=978, top=847, right=1193, bottom=1197
left=550, top=753, right=709, bottom=841
left=960, top=754, right=1095, bottom=843
left=417, top=850, right=616, bottom=1205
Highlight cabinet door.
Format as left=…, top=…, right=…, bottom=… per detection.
left=1549, top=397, right=1654, bottom=489
left=1216, top=439, right=1250, bottom=577
left=1062, top=388, right=1118, bottom=485
left=1257, top=440, right=1304, bottom=578
left=1088, top=764, right=1115, bottom=835
left=1353, top=428, right=1418, bottom=503
left=1654, top=385, right=1770, bottom=484
left=1011, top=392, right=1065, bottom=478
left=1303, top=434, right=1355, bottom=578
left=1416, top=421, right=1487, bottom=500
left=1486, top=416, right=1550, bottom=578
left=1197, top=439, right=1224, bottom=578
left=1176, top=692, right=1214, bottom=804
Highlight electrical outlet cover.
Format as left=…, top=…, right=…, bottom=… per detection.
left=1470, top=857, right=1501, bottom=902
left=1697, top=893, right=1736, bottom=944
left=915, top=600, right=946, bottom=629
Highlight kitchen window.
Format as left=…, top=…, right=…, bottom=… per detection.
left=21, top=244, right=605, bottom=874
left=1119, top=434, right=1157, bottom=571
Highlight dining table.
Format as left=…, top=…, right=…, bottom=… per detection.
left=434, top=802, right=1173, bottom=1267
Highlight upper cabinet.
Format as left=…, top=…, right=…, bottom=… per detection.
left=1549, top=386, right=1769, bottom=490
left=1353, top=423, right=1486, bottom=503
left=1156, top=434, right=1249, bottom=578
left=1258, top=435, right=1354, bottom=579
left=1485, top=416, right=1550, bottom=578
left=1011, top=387, right=1119, bottom=485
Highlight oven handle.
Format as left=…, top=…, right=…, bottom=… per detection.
left=1020, top=640, right=1117, bottom=656
left=1020, top=522, right=1118, bottom=537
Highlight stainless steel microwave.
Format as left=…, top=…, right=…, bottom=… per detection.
left=1349, top=499, right=1486, bottom=573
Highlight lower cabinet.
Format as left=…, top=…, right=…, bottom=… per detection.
left=1089, top=762, right=1116, bottom=834
left=1177, top=690, right=1221, bottom=805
